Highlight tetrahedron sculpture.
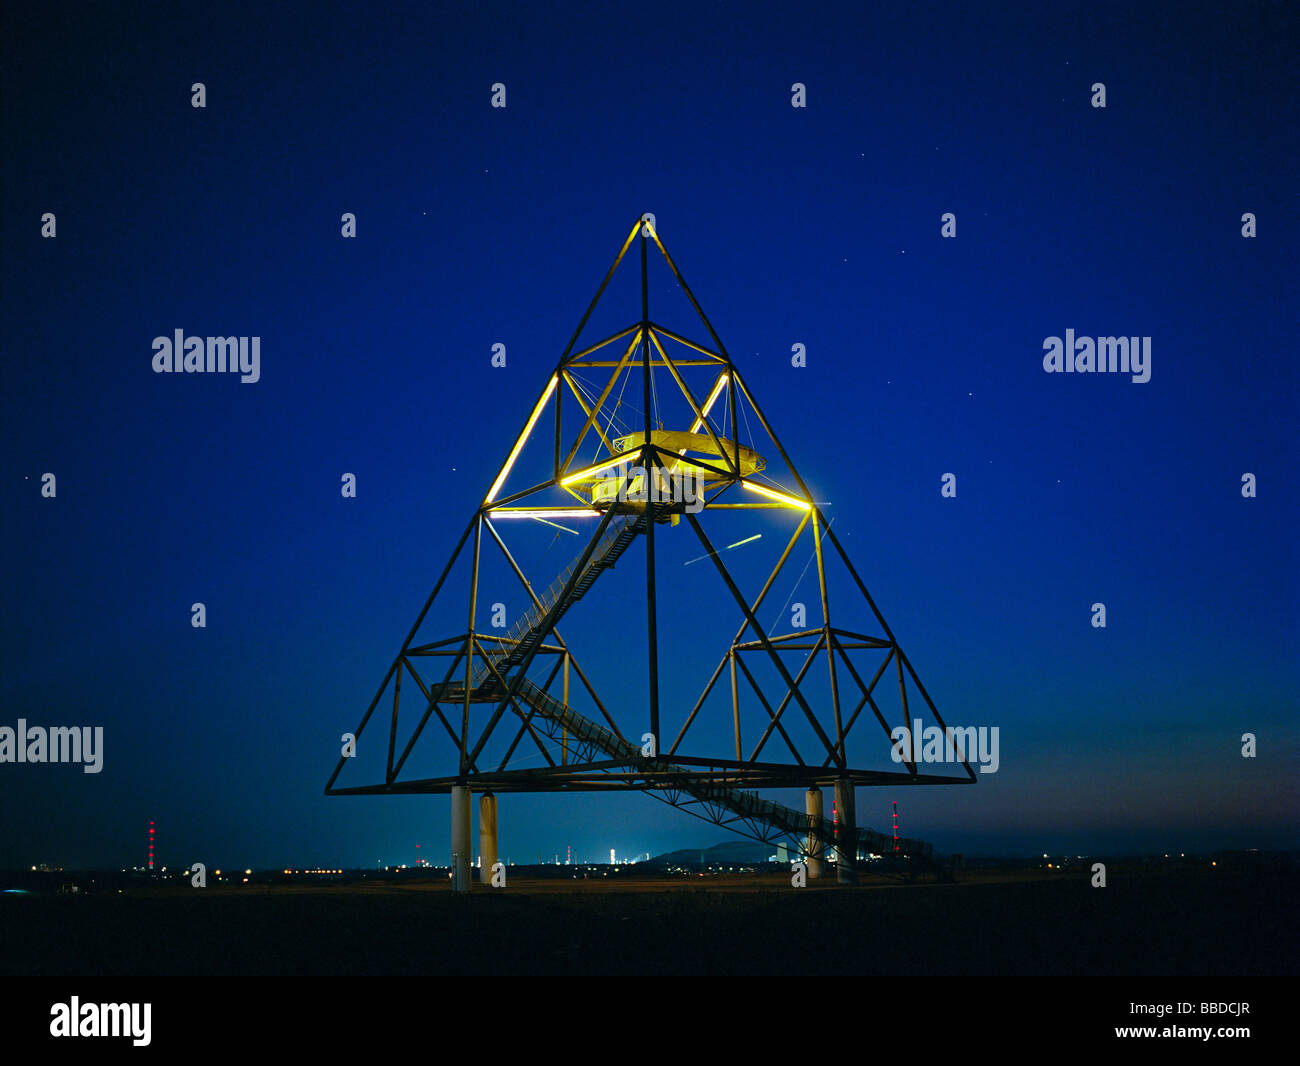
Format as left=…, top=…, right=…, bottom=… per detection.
left=327, top=217, right=974, bottom=875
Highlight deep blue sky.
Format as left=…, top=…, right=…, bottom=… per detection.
left=2, top=1, right=1296, bottom=869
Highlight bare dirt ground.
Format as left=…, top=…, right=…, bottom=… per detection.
left=3, top=864, right=1293, bottom=975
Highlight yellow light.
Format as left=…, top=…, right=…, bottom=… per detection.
left=689, top=373, right=728, bottom=434
left=669, top=373, right=733, bottom=480
left=485, top=375, right=559, bottom=503
left=488, top=509, right=601, bottom=519
left=742, top=481, right=811, bottom=510
left=559, top=449, right=643, bottom=487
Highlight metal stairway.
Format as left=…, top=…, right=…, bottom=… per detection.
left=469, top=513, right=644, bottom=691
left=513, top=676, right=934, bottom=863
left=449, top=508, right=937, bottom=867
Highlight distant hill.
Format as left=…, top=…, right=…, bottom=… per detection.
left=647, top=839, right=779, bottom=867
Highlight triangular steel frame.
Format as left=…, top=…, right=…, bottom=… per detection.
left=326, top=218, right=973, bottom=866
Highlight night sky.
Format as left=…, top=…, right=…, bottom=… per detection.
left=2, top=1, right=1296, bottom=871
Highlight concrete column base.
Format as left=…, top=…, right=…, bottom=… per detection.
left=451, top=785, right=471, bottom=893
left=478, top=792, right=498, bottom=886
left=805, top=787, right=824, bottom=879
left=835, top=778, right=857, bottom=885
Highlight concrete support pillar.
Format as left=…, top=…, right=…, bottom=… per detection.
left=835, top=777, right=857, bottom=885
left=451, top=785, right=472, bottom=893
left=805, top=787, right=824, bottom=879
left=478, top=792, right=498, bottom=886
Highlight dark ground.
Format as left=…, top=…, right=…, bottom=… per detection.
left=3, top=864, right=1294, bottom=976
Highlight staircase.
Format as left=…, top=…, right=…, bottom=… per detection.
left=469, top=513, right=644, bottom=691
left=445, top=508, right=936, bottom=865
left=513, top=676, right=933, bottom=862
